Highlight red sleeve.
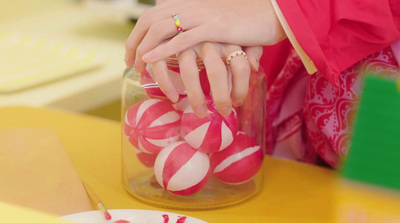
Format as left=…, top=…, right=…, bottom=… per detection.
left=276, top=0, right=400, bottom=86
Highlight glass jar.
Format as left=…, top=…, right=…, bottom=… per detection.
left=121, top=58, right=266, bottom=210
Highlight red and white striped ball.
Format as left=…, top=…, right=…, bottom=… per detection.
left=134, top=148, right=157, bottom=168
left=181, top=96, right=239, bottom=153
left=210, top=132, right=263, bottom=184
left=154, top=141, right=210, bottom=196
left=124, top=99, right=181, bottom=154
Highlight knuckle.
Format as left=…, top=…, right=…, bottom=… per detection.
left=140, top=8, right=154, bottom=22
left=147, top=21, right=164, bottom=36
left=142, top=7, right=152, bottom=15
left=135, top=15, right=147, bottom=28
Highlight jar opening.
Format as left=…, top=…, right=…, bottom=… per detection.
left=166, top=56, right=205, bottom=69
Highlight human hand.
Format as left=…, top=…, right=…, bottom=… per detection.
left=125, top=0, right=285, bottom=71
left=147, top=42, right=263, bottom=117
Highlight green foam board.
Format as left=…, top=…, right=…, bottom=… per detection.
left=342, top=75, right=400, bottom=190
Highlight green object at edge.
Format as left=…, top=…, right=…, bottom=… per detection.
left=342, top=75, right=400, bottom=191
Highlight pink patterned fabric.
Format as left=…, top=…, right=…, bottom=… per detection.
left=391, top=39, right=400, bottom=65
left=264, top=47, right=399, bottom=168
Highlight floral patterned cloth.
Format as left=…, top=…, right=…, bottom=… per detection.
left=264, top=46, right=399, bottom=168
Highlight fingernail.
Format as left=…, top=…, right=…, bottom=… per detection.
left=194, top=105, right=207, bottom=118
left=233, top=100, right=244, bottom=107
left=168, top=92, right=179, bottom=103
left=142, top=51, right=155, bottom=62
left=253, top=57, right=260, bottom=72
left=219, top=107, right=232, bottom=117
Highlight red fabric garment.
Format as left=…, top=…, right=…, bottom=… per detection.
left=259, top=39, right=292, bottom=89
left=262, top=47, right=399, bottom=168
left=275, top=0, right=400, bottom=86
left=257, top=0, right=400, bottom=167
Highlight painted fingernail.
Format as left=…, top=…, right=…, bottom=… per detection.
left=194, top=105, right=207, bottom=118
left=253, top=57, right=260, bottom=72
left=219, top=107, right=232, bottom=117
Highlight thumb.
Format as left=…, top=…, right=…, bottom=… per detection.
left=243, top=46, right=263, bottom=72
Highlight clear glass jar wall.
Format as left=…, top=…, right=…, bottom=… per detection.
left=121, top=60, right=266, bottom=210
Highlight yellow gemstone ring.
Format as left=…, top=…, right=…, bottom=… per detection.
left=172, top=14, right=183, bottom=34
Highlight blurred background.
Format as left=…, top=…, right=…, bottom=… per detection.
left=0, top=0, right=154, bottom=121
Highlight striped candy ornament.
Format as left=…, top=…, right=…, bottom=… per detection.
left=181, top=96, right=239, bottom=153
left=124, top=99, right=181, bottom=154
left=210, top=132, right=263, bottom=184
left=154, top=141, right=210, bottom=196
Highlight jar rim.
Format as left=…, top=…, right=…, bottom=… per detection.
left=167, top=56, right=205, bottom=69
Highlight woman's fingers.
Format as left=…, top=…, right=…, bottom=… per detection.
left=126, top=0, right=284, bottom=67
left=134, top=18, right=181, bottom=73
left=150, top=59, right=180, bottom=102
left=243, top=46, right=263, bottom=72
left=142, top=24, right=211, bottom=63
left=223, top=48, right=251, bottom=108
left=147, top=42, right=253, bottom=117
left=132, top=10, right=206, bottom=73
left=178, top=48, right=207, bottom=118
left=199, top=43, right=232, bottom=116
left=125, top=4, right=180, bottom=67
left=125, top=7, right=159, bottom=67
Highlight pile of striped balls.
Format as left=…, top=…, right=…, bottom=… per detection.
left=123, top=71, right=263, bottom=196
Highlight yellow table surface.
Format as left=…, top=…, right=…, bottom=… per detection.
left=0, top=202, right=69, bottom=223
left=1, top=106, right=400, bottom=223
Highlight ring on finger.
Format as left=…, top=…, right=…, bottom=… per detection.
left=226, top=50, right=248, bottom=65
left=172, top=14, right=183, bottom=34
